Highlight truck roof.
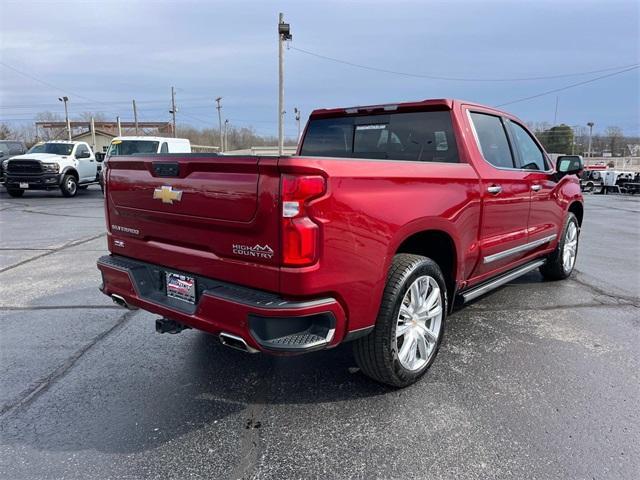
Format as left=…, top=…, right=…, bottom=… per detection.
left=309, top=98, right=511, bottom=119
left=111, top=136, right=190, bottom=143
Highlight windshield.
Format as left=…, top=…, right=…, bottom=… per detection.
left=0, top=144, right=9, bottom=154
left=300, top=110, right=459, bottom=163
left=107, top=140, right=160, bottom=156
left=28, top=143, right=74, bottom=155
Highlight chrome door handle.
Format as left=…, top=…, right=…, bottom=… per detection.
left=487, top=185, right=502, bottom=195
left=531, top=184, right=542, bottom=192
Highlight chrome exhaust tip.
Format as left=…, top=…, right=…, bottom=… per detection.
left=111, top=294, right=137, bottom=310
left=219, top=332, right=259, bottom=354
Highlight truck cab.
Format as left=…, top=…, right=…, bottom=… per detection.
left=100, top=137, right=192, bottom=192
left=4, top=140, right=98, bottom=197
left=106, top=136, right=191, bottom=157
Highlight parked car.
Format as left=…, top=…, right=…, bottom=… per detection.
left=97, top=98, right=584, bottom=387
left=4, top=140, right=98, bottom=197
left=99, top=136, right=192, bottom=192
left=0, top=140, right=27, bottom=184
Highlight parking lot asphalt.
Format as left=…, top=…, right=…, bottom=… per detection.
left=0, top=187, right=638, bottom=480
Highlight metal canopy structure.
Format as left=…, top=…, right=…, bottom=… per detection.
left=35, top=121, right=173, bottom=140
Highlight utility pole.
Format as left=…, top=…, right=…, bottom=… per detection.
left=215, top=97, right=223, bottom=152
left=553, top=96, right=559, bottom=125
left=170, top=87, right=177, bottom=138
left=116, top=116, right=122, bottom=136
left=132, top=100, right=139, bottom=135
left=58, top=96, right=71, bottom=140
left=587, top=122, right=594, bottom=158
left=294, top=107, right=301, bottom=141
left=278, top=13, right=292, bottom=155
left=90, top=116, right=96, bottom=152
left=224, top=119, right=229, bottom=152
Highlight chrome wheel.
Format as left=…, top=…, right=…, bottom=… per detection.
left=396, top=275, right=443, bottom=372
left=562, top=221, right=578, bottom=272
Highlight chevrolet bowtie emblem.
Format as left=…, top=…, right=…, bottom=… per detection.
left=153, top=186, right=183, bottom=204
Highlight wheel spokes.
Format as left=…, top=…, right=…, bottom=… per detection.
left=396, top=275, right=444, bottom=371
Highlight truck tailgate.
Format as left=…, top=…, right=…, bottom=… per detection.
left=105, top=154, right=281, bottom=292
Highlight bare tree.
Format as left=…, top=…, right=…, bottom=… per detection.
left=0, top=123, right=12, bottom=140
left=604, top=126, right=624, bottom=156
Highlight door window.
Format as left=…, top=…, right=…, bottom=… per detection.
left=76, top=144, right=89, bottom=157
left=469, top=112, right=515, bottom=168
left=160, top=142, right=169, bottom=153
left=509, top=121, right=548, bottom=171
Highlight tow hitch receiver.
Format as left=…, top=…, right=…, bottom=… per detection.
left=155, top=317, right=191, bottom=334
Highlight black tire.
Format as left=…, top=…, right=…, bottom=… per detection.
left=60, top=174, right=78, bottom=197
left=353, top=254, right=447, bottom=387
left=7, top=188, right=24, bottom=198
left=539, top=212, right=579, bottom=280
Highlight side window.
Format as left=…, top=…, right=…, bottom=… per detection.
left=469, top=112, right=514, bottom=169
left=76, top=145, right=88, bottom=157
left=509, top=121, right=548, bottom=171
left=160, top=142, right=169, bottom=153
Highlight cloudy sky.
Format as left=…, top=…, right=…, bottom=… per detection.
left=1, top=0, right=638, bottom=137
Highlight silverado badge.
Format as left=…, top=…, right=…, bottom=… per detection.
left=153, top=186, right=183, bottom=204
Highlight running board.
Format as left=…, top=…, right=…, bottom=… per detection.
left=459, top=259, right=546, bottom=304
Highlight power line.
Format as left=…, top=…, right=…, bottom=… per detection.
left=496, top=65, right=639, bottom=107
left=0, top=61, right=114, bottom=107
left=291, top=46, right=640, bottom=83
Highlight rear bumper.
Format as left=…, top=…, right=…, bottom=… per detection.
left=97, top=254, right=348, bottom=354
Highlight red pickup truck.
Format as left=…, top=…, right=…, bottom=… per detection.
left=97, top=98, right=583, bottom=387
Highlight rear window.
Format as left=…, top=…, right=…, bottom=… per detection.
left=300, top=111, right=459, bottom=163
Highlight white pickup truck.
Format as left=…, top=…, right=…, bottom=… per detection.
left=3, top=140, right=99, bottom=198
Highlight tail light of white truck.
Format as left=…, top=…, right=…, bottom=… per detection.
left=281, top=174, right=325, bottom=266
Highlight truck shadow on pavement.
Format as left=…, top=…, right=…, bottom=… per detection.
left=0, top=325, right=392, bottom=455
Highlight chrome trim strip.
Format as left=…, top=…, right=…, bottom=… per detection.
left=483, top=234, right=557, bottom=264
left=462, top=259, right=546, bottom=303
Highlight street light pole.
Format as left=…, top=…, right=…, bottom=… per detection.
left=278, top=13, right=292, bottom=155
left=215, top=97, right=223, bottom=152
left=587, top=122, right=594, bottom=158
left=58, top=96, right=71, bottom=141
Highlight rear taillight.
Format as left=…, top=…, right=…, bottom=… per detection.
left=281, top=174, right=325, bottom=266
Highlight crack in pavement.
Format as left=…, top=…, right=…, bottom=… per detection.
left=226, top=367, right=274, bottom=480
left=465, top=301, right=638, bottom=313
left=0, top=232, right=106, bottom=274
left=0, top=309, right=137, bottom=419
left=1, top=305, right=123, bottom=311
left=571, top=270, right=640, bottom=306
left=0, top=248, right=53, bottom=251
left=22, top=209, right=103, bottom=219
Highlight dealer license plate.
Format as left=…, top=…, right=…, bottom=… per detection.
left=165, top=272, right=196, bottom=304
left=19, top=182, right=29, bottom=189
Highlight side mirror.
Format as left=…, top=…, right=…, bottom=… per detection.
left=556, top=155, right=583, bottom=176
left=76, top=151, right=91, bottom=159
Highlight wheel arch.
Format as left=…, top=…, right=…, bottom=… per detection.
left=60, top=167, right=79, bottom=180
left=568, top=201, right=584, bottom=226
left=394, top=229, right=458, bottom=305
